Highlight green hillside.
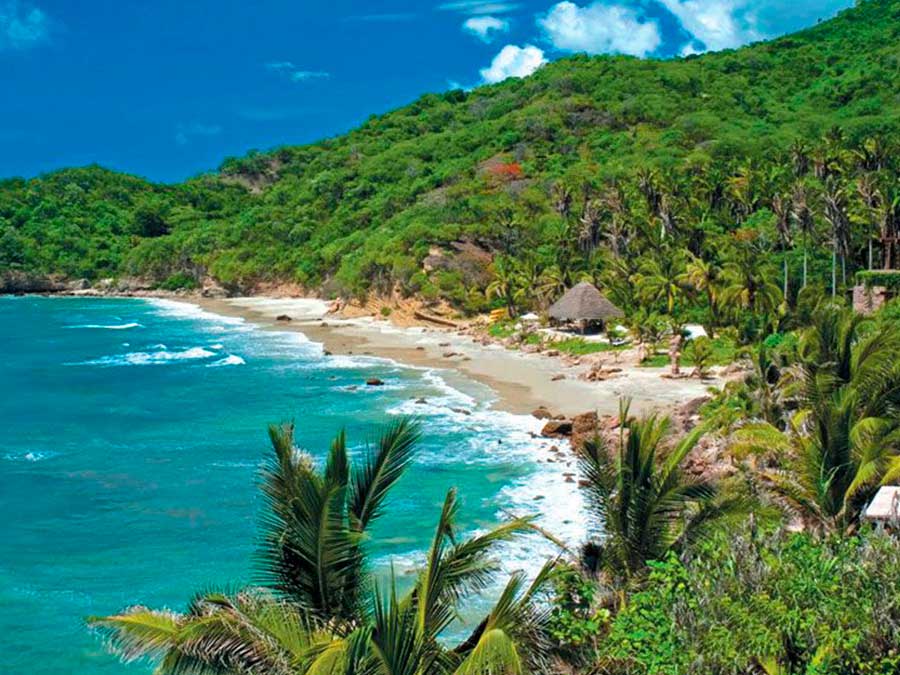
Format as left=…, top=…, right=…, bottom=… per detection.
left=2, top=0, right=899, bottom=325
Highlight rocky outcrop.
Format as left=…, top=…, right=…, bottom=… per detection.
left=540, top=420, right=573, bottom=438
left=571, top=412, right=602, bottom=451
left=0, top=272, right=68, bottom=294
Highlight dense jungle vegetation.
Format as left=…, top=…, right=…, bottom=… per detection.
left=2, top=0, right=899, bottom=343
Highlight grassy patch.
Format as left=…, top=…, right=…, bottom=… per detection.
left=553, top=338, right=627, bottom=356
left=638, top=336, right=744, bottom=368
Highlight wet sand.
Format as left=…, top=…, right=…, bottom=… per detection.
left=196, top=296, right=721, bottom=418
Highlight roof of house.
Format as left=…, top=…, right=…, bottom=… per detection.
left=548, top=282, right=624, bottom=322
left=863, top=486, right=900, bottom=521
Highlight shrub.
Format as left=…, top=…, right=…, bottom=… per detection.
left=157, top=272, right=198, bottom=291
left=596, top=528, right=900, bottom=675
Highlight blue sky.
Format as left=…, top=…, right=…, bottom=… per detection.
left=1, top=0, right=853, bottom=183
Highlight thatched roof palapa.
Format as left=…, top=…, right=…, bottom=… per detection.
left=548, top=282, right=624, bottom=322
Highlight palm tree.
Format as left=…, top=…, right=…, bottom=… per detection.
left=857, top=174, right=879, bottom=271
left=551, top=181, right=573, bottom=221
left=632, top=252, right=686, bottom=315
left=875, top=185, right=900, bottom=270
left=772, top=194, right=794, bottom=301
left=599, top=183, right=632, bottom=259
left=790, top=183, right=816, bottom=288
left=823, top=177, right=851, bottom=297
left=577, top=198, right=603, bottom=254
left=678, top=252, right=721, bottom=337
left=90, top=420, right=552, bottom=675
left=733, top=306, right=900, bottom=533
left=486, top=256, right=525, bottom=318
left=577, top=401, right=744, bottom=581
left=719, top=248, right=783, bottom=320
left=790, top=139, right=811, bottom=177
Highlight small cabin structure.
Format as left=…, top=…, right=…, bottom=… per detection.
left=548, top=282, right=624, bottom=333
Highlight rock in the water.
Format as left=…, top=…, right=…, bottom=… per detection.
left=541, top=420, right=573, bottom=438
left=323, top=349, right=333, bottom=356
left=366, top=378, right=385, bottom=386
left=414, top=397, right=428, bottom=405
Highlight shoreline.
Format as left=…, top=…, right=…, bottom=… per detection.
left=191, top=295, right=723, bottom=419
left=8, top=289, right=724, bottom=418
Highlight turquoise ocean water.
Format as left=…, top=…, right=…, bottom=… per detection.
left=0, top=296, right=580, bottom=674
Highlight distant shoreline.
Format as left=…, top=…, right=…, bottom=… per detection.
left=191, top=295, right=721, bottom=419
left=6, top=289, right=722, bottom=418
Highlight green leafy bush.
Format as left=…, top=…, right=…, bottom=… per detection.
left=597, top=528, right=900, bottom=675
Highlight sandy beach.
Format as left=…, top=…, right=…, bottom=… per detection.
left=195, top=296, right=722, bottom=419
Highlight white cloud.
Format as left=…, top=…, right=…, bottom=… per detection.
left=438, top=1, right=520, bottom=15
left=480, top=43, right=546, bottom=83
left=463, top=15, right=509, bottom=42
left=175, top=123, right=222, bottom=146
left=657, top=0, right=752, bottom=51
left=659, top=0, right=854, bottom=53
left=290, top=71, right=329, bottom=82
left=0, top=1, right=49, bottom=50
left=265, top=62, right=330, bottom=83
left=539, top=2, right=662, bottom=57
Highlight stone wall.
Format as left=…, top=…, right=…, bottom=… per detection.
left=852, top=285, right=889, bottom=315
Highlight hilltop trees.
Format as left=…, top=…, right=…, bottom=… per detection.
left=3, top=0, right=900, bottom=306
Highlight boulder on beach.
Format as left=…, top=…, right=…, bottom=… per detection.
left=541, top=420, right=572, bottom=438
left=571, top=411, right=600, bottom=451
left=276, top=314, right=293, bottom=322
left=531, top=407, right=553, bottom=420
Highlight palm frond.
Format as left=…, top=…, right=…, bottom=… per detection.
left=349, top=418, right=421, bottom=532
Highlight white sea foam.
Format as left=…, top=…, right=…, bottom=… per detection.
left=70, top=322, right=142, bottom=330
left=3, top=451, right=58, bottom=462
left=147, top=298, right=248, bottom=327
left=77, top=346, right=217, bottom=367
left=207, top=354, right=246, bottom=367
left=383, top=368, right=588, bottom=581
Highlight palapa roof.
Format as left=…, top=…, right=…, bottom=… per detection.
left=548, top=282, right=624, bottom=322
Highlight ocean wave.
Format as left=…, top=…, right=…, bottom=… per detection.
left=76, top=346, right=217, bottom=367
left=207, top=354, right=246, bottom=367
left=3, top=450, right=58, bottom=463
left=69, top=322, right=142, bottom=330
left=146, top=299, right=248, bottom=327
